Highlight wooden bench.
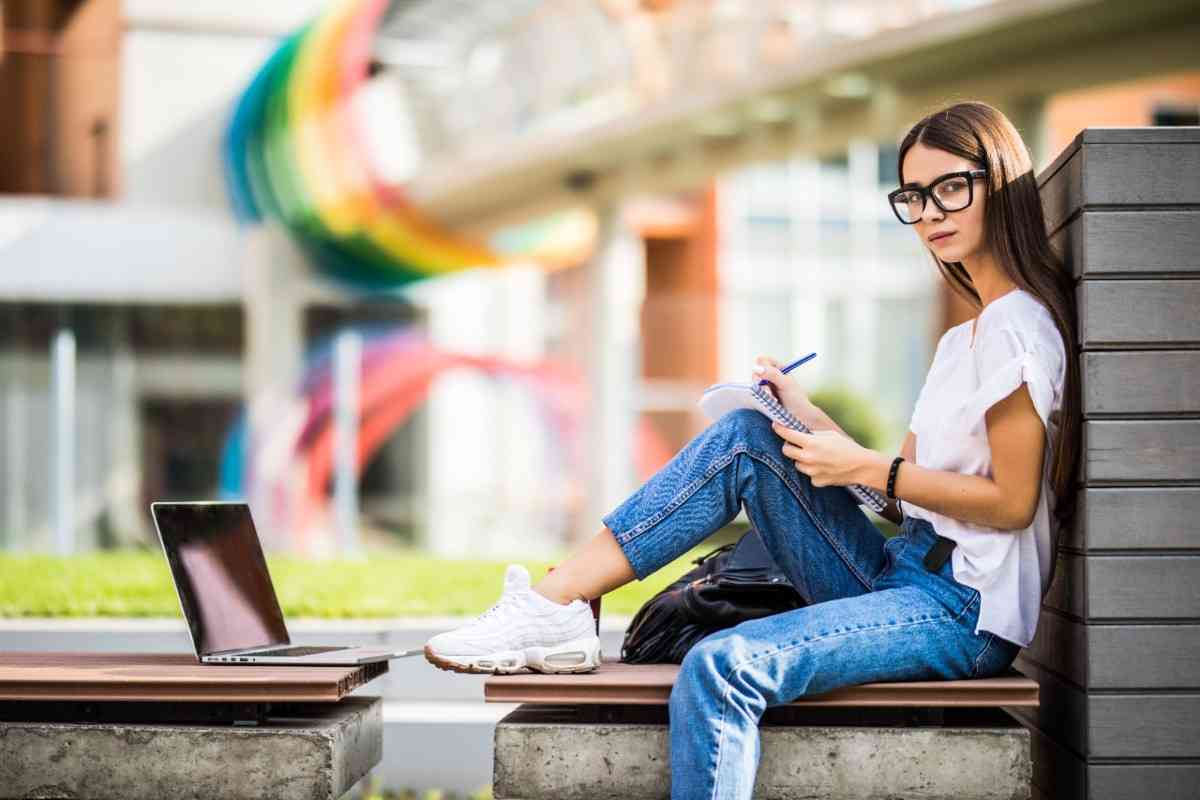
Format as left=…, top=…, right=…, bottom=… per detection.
left=484, top=660, right=1038, bottom=800
left=0, top=652, right=387, bottom=800
left=485, top=659, right=1039, bottom=707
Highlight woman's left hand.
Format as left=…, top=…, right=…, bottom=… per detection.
left=771, top=422, right=876, bottom=487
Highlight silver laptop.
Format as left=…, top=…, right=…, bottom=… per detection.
left=151, top=501, right=420, bottom=665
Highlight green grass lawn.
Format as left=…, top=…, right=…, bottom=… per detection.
left=0, top=545, right=725, bottom=619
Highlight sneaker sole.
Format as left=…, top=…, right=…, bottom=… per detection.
left=423, top=635, right=602, bottom=675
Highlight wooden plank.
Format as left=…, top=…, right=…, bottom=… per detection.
left=1078, top=621, right=1200, bottom=689
left=1071, top=211, right=1200, bottom=279
left=1066, top=488, right=1200, bottom=550
left=1083, top=351, right=1200, bottom=414
left=1019, top=705, right=1200, bottom=800
left=1070, top=128, right=1200, bottom=145
left=1022, top=611, right=1200, bottom=689
left=1083, top=420, right=1200, bottom=483
left=1084, top=143, right=1200, bottom=207
left=1048, top=210, right=1073, bottom=272
left=1044, top=549, right=1087, bottom=619
left=0, top=652, right=387, bottom=702
left=1014, top=655, right=1200, bottom=758
left=483, top=660, right=1039, bottom=707
left=1090, top=693, right=1200, bottom=759
left=1045, top=552, right=1200, bottom=620
left=1037, top=129, right=1200, bottom=237
left=1078, top=280, right=1200, bottom=348
left=1039, top=129, right=1200, bottom=192
left=1089, top=765, right=1200, bottom=800
left=1038, top=138, right=1082, bottom=237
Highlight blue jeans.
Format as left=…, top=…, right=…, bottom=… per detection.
left=601, top=408, right=1022, bottom=800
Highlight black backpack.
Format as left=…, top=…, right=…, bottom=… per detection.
left=620, top=529, right=808, bottom=664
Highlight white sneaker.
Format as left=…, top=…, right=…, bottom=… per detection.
left=424, top=564, right=602, bottom=674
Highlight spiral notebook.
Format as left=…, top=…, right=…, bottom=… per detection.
left=697, top=382, right=888, bottom=514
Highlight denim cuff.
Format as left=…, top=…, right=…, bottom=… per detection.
left=602, top=511, right=657, bottom=581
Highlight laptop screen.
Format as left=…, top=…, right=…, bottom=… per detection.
left=152, top=502, right=289, bottom=656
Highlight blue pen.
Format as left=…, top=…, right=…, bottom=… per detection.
left=757, top=352, right=817, bottom=386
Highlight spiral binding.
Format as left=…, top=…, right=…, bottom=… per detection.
left=749, top=385, right=888, bottom=513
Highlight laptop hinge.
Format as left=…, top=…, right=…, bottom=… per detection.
left=205, top=641, right=290, bottom=657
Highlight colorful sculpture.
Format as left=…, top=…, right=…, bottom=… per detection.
left=220, top=327, right=676, bottom=551
left=223, top=0, right=594, bottom=289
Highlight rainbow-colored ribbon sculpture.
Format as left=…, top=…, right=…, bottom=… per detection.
left=223, top=0, right=592, bottom=289
left=220, top=327, right=676, bottom=552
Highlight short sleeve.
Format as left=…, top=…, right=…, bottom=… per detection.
left=961, top=324, right=1060, bottom=435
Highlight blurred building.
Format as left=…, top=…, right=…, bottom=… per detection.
left=2, top=0, right=1198, bottom=555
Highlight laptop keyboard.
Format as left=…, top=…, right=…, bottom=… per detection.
left=251, top=646, right=351, bottom=658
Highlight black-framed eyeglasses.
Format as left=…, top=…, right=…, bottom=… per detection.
left=887, top=169, right=987, bottom=225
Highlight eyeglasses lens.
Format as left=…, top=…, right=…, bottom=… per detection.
left=892, top=192, right=922, bottom=223
left=933, top=177, right=970, bottom=210
left=891, top=176, right=972, bottom=223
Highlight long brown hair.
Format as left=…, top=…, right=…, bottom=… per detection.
left=896, top=100, right=1081, bottom=566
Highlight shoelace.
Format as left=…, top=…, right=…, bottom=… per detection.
left=474, top=590, right=518, bottom=624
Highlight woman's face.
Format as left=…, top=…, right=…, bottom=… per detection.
left=899, top=142, right=988, bottom=264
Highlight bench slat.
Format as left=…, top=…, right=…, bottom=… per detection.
left=484, top=660, right=1039, bottom=707
left=0, top=652, right=387, bottom=702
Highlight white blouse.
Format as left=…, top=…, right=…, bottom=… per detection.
left=902, top=287, right=1066, bottom=648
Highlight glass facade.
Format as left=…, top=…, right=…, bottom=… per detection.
left=717, top=140, right=939, bottom=455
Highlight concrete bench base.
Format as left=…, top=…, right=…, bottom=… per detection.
left=494, top=704, right=1031, bottom=800
left=0, top=696, right=382, bottom=800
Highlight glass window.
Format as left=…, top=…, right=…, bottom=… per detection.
left=877, top=142, right=900, bottom=187
left=824, top=296, right=847, bottom=376
left=818, top=217, right=852, bottom=262
left=742, top=289, right=793, bottom=369
left=874, top=295, right=936, bottom=438
left=743, top=213, right=793, bottom=257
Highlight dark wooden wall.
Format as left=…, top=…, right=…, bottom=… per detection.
left=1016, top=127, right=1200, bottom=800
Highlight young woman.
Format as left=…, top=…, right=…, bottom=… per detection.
left=424, top=100, right=1081, bottom=798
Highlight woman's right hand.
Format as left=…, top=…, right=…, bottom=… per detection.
left=752, top=356, right=818, bottom=422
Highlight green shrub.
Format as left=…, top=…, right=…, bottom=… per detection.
left=809, top=383, right=888, bottom=450
left=0, top=544, right=732, bottom=619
